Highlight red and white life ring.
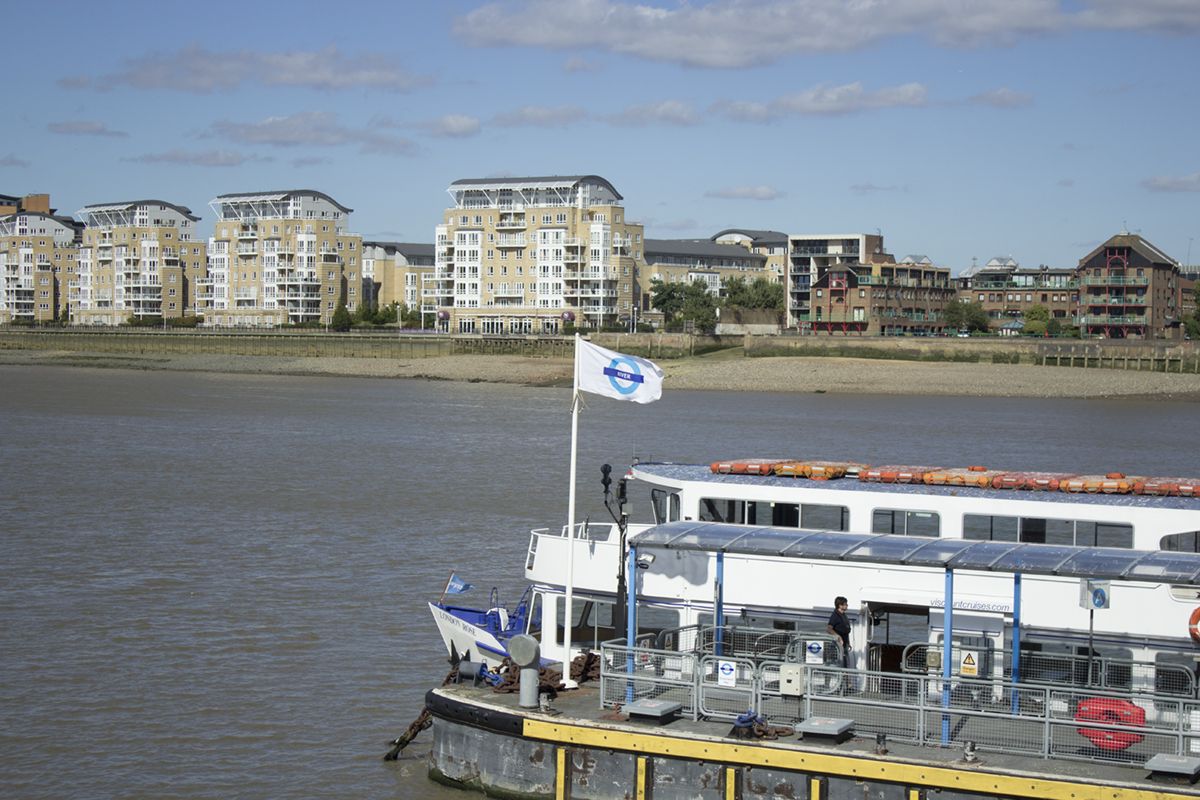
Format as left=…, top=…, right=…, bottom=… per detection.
left=1075, top=697, right=1146, bottom=751
left=1189, top=607, right=1200, bottom=644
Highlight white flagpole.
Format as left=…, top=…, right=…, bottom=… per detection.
left=562, top=332, right=580, bottom=688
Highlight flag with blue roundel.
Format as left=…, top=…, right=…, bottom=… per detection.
left=577, top=339, right=664, bottom=404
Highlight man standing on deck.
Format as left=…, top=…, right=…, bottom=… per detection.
left=826, top=596, right=851, bottom=667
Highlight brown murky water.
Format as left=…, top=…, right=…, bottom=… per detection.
left=1, top=364, right=1196, bottom=798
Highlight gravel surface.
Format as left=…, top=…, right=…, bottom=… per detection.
left=3, top=349, right=1200, bottom=400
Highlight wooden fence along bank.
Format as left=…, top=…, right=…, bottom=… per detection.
left=1, top=329, right=1198, bottom=373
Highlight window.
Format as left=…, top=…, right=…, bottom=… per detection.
left=873, top=510, right=940, bottom=536
left=964, top=514, right=1131, bottom=548
left=1161, top=532, right=1200, bottom=552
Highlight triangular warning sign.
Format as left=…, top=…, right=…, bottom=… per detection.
left=962, top=653, right=975, bottom=666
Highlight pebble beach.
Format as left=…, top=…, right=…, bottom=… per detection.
left=4, top=348, right=1200, bottom=400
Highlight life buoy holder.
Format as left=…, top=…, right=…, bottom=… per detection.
left=1189, top=607, right=1200, bottom=643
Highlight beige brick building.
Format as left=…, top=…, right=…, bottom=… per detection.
left=711, top=229, right=788, bottom=284
left=640, top=238, right=769, bottom=324
left=203, top=190, right=361, bottom=326
left=75, top=200, right=206, bottom=325
left=0, top=210, right=82, bottom=324
left=427, top=175, right=643, bottom=333
left=0, top=193, right=52, bottom=216
left=362, top=241, right=434, bottom=314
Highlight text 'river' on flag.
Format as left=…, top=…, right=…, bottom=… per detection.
left=577, top=339, right=664, bottom=404
left=444, top=573, right=473, bottom=595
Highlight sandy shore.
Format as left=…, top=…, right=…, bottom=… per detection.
left=4, top=347, right=1200, bottom=400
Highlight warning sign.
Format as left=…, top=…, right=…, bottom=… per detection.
left=959, top=650, right=979, bottom=678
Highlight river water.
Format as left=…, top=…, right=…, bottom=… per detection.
left=1, top=365, right=1197, bottom=799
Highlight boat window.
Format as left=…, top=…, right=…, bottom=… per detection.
left=1160, top=531, right=1200, bottom=552
left=526, top=592, right=543, bottom=636
left=637, top=605, right=681, bottom=633
left=650, top=489, right=681, bottom=524
left=801, top=503, right=849, bottom=531
left=872, top=509, right=940, bottom=537
left=747, top=501, right=799, bottom=527
left=965, top=514, right=1132, bottom=548
left=699, top=498, right=744, bottom=523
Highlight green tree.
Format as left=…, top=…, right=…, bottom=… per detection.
left=942, top=299, right=989, bottom=332
left=722, top=276, right=784, bottom=310
left=1025, top=304, right=1050, bottom=323
left=1047, top=317, right=1063, bottom=337
left=681, top=281, right=718, bottom=334
left=649, top=278, right=686, bottom=321
left=331, top=301, right=352, bottom=332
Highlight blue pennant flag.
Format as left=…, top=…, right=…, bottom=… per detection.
left=445, top=572, right=473, bottom=595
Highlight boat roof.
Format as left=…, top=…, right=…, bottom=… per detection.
left=631, top=521, right=1200, bottom=585
left=631, top=463, right=1200, bottom=510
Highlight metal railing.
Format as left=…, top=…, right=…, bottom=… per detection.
left=599, top=639, right=1200, bottom=766
left=901, top=641, right=1195, bottom=698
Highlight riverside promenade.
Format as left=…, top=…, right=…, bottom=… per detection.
left=2, top=329, right=1200, bottom=400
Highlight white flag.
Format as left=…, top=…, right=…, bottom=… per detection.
left=576, top=339, right=663, bottom=404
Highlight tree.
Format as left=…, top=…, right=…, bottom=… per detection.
left=942, top=299, right=989, bottom=332
left=1025, top=304, right=1050, bottom=323
left=680, top=280, right=718, bottom=334
left=649, top=278, right=686, bottom=320
left=331, top=301, right=352, bottom=332
left=722, top=276, right=784, bottom=311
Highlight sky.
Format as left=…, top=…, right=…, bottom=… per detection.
left=4, top=0, right=1198, bottom=272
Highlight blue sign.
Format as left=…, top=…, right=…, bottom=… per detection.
left=1092, top=588, right=1107, bottom=608
left=603, top=356, right=645, bottom=395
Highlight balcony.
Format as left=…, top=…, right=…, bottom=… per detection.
left=1077, top=314, right=1148, bottom=326
left=496, top=235, right=526, bottom=248
left=237, top=244, right=257, bottom=256
left=1082, top=294, right=1149, bottom=307
left=237, top=226, right=258, bottom=240
left=1080, top=275, right=1149, bottom=287
left=493, top=285, right=525, bottom=297
left=496, top=215, right=526, bottom=230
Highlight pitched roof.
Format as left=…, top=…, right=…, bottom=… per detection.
left=711, top=228, right=788, bottom=246
left=81, top=200, right=200, bottom=222
left=1077, top=233, right=1176, bottom=268
left=212, top=190, right=352, bottom=214
left=448, top=175, right=622, bottom=200
left=645, top=238, right=768, bottom=262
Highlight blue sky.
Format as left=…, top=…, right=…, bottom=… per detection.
left=4, top=0, right=1198, bottom=271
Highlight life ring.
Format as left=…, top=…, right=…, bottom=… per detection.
left=1074, top=697, right=1146, bottom=751
left=1189, top=607, right=1200, bottom=643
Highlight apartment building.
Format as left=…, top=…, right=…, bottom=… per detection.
left=786, top=233, right=889, bottom=329
left=427, top=175, right=643, bottom=334
left=362, top=241, right=434, bottom=313
left=711, top=229, right=788, bottom=283
left=0, top=193, right=52, bottom=215
left=641, top=238, right=768, bottom=304
left=75, top=200, right=206, bottom=325
left=203, top=190, right=361, bottom=326
left=956, top=257, right=1078, bottom=330
left=1075, top=233, right=1182, bottom=339
left=0, top=210, right=82, bottom=324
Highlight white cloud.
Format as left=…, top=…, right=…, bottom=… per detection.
left=1057, top=178, right=1075, bottom=188
left=0, top=154, right=31, bottom=167
left=48, top=120, right=129, bottom=137
left=705, top=185, right=783, bottom=201
left=715, top=82, right=927, bottom=122
left=1074, top=0, right=1200, bottom=33
left=61, top=45, right=430, bottom=93
left=453, top=0, right=1069, bottom=68
left=967, top=87, right=1033, bottom=108
left=1142, top=172, right=1200, bottom=192
left=607, top=100, right=699, bottom=127
left=421, top=114, right=483, bottom=138
left=492, top=105, right=588, bottom=127
left=642, top=216, right=699, bottom=232
left=123, top=149, right=260, bottom=167
left=291, top=157, right=332, bottom=168
left=212, top=111, right=417, bottom=156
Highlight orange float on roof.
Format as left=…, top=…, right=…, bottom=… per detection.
left=1059, top=474, right=1137, bottom=494
left=1133, top=477, right=1200, bottom=497
left=858, top=465, right=943, bottom=484
left=773, top=460, right=865, bottom=480
left=710, top=459, right=792, bottom=476
left=924, top=467, right=1008, bottom=488
left=990, top=472, right=1077, bottom=491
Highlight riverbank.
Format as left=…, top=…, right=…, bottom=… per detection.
left=4, top=347, right=1200, bottom=399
